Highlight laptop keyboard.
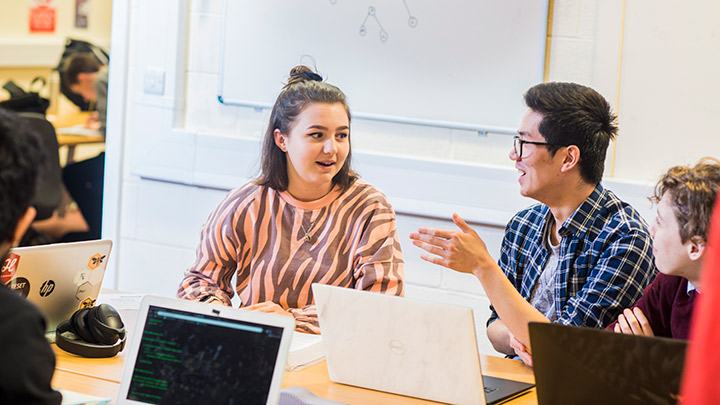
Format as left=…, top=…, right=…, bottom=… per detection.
left=484, top=386, right=498, bottom=394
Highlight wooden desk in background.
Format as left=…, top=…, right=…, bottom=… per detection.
left=52, top=346, right=537, bottom=404
left=56, top=133, right=105, bottom=164
left=48, top=112, right=105, bottom=164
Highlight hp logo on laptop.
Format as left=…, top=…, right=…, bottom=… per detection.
left=39, top=280, right=55, bottom=297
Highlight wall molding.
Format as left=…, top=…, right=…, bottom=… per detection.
left=129, top=128, right=656, bottom=228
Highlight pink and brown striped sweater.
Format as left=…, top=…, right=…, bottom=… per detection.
left=178, top=179, right=404, bottom=333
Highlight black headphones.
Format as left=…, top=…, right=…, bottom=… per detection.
left=55, top=303, right=127, bottom=358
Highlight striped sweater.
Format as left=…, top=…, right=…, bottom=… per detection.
left=178, top=179, right=405, bottom=333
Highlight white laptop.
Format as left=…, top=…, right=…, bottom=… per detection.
left=117, top=295, right=295, bottom=405
left=5, top=239, right=112, bottom=332
left=313, top=284, right=534, bottom=405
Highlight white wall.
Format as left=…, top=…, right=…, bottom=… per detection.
left=0, top=0, right=113, bottom=67
left=0, top=0, right=113, bottom=120
left=104, top=0, right=717, bottom=356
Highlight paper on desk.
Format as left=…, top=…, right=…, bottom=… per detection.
left=56, top=125, right=102, bottom=137
left=58, top=389, right=110, bottom=405
left=286, top=331, right=325, bottom=371
left=96, top=293, right=145, bottom=310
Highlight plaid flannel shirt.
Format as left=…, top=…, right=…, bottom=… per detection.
left=488, top=184, right=656, bottom=328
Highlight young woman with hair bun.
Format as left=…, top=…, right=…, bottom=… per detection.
left=178, top=66, right=404, bottom=333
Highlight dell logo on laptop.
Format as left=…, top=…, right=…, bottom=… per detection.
left=388, top=339, right=405, bottom=355
left=39, top=280, right=55, bottom=297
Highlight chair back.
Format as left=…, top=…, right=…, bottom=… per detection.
left=17, top=112, right=63, bottom=221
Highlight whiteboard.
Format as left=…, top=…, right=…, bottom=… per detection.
left=218, top=0, right=548, bottom=133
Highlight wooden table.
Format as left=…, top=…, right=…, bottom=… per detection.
left=52, top=346, right=536, bottom=404
left=51, top=296, right=536, bottom=404
left=48, top=112, right=105, bottom=164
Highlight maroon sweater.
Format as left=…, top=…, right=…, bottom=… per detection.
left=607, top=273, right=696, bottom=339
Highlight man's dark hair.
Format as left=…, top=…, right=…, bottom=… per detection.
left=61, top=53, right=102, bottom=86
left=524, top=82, right=618, bottom=185
left=0, top=107, right=41, bottom=244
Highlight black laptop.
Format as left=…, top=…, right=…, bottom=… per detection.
left=529, top=322, right=687, bottom=405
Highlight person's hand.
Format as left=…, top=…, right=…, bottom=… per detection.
left=245, top=301, right=293, bottom=317
left=84, top=112, right=100, bottom=130
left=409, top=213, right=494, bottom=276
left=509, top=332, right=533, bottom=367
left=614, top=307, right=654, bottom=336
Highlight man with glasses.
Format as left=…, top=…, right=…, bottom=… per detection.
left=410, top=82, right=655, bottom=365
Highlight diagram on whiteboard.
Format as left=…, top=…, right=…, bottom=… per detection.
left=359, top=6, right=389, bottom=42
left=403, top=0, right=418, bottom=28
left=331, top=1, right=418, bottom=43
left=220, top=0, right=549, bottom=131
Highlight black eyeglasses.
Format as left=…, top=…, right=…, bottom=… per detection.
left=513, top=136, right=565, bottom=158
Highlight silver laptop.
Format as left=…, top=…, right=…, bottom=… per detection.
left=6, top=240, right=112, bottom=332
left=117, top=295, right=295, bottom=405
left=313, top=284, right=534, bottom=404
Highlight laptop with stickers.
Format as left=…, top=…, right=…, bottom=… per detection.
left=4, top=239, right=112, bottom=333
left=313, top=284, right=535, bottom=404
left=117, top=295, right=295, bottom=405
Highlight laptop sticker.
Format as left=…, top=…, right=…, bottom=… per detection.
left=88, top=253, right=106, bottom=270
left=79, top=297, right=95, bottom=309
left=1, top=252, right=20, bottom=284
left=75, top=281, right=92, bottom=301
left=74, top=269, right=90, bottom=286
left=39, top=280, right=56, bottom=297
left=10, top=277, right=30, bottom=298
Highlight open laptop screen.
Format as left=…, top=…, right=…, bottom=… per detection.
left=126, top=305, right=285, bottom=404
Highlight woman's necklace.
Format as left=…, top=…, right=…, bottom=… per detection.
left=301, top=219, right=316, bottom=243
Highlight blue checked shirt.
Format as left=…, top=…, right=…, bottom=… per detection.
left=488, top=184, right=656, bottom=328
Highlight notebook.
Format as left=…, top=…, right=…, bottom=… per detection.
left=5, top=240, right=112, bottom=332
left=117, top=295, right=295, bottom=405
left=528, top=322, right=687, bottom=405
left=312, top=284, right=534, bottom=404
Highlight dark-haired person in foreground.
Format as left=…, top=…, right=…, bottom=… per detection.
left=609, top=158, right=720, bottom=339
left=411, top=82, right=656, bottom=365
left=178, top=66, right=404, bottom=333
left=0, top=107, right=62, bottom=404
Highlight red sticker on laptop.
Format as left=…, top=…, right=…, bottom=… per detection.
left=1, top=252, right=20, bottom=285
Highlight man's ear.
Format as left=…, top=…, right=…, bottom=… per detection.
left=560, top=145, right=581, bottom=173
left=274, top=129, right=287, bottom=152
left=687, top=236, right=706, bottom=261
left=11, top=207, right=36, bottom=247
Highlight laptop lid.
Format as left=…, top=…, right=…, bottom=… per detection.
left=117, top=295, right=295, bottom=405
left=312, top=284, right=534, bottom=404
left=529, top=322, right=687, bottom=405
left=6, top=239, right=112, bottom=332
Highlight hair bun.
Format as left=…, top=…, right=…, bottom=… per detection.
left=286, top=65, right=323, bottom=87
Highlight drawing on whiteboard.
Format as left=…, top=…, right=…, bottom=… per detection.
left=402, top=0, right=418, bottom=27
left=359, top=6, right=388, bottom=43
left=353, top=3, right=418, bottom=43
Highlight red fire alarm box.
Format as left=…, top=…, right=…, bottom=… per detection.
left=30, top=0, right=56, bottom=33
